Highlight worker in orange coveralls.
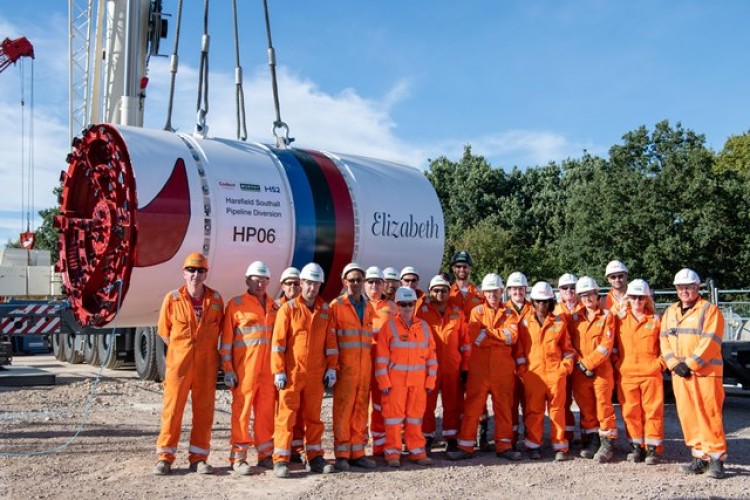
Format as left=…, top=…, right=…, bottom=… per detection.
left=448, top=251, right=483, bottom=318
left=364, top=266, right=395, bottom=456
left=661, top=268, right=727, bottom=479
left=517, top=281, right=575, bottom=461
left=271, top=263, right=337, bottom=478
left=613, top=279, right=664, bottom=465
left=220, top=261, right=279, bottom=475
left=417, top=274, right=470, bottom=453
left=554, top=273, right=583, bottom=444
left=153, top=252, right=224, bottom=476
left=506, top=271, right=533, bottom=450
left=602, top=260, right=629, bottom=315
left=571, top=276, right=618, bottom=463
left=329, top=262, right=377, bottom=471
left=375, top=286, right=437, bottom=467
left=448, top=273, right=522, bottom=461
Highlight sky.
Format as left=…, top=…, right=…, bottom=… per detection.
left=0, top=0, right=748, bottom=246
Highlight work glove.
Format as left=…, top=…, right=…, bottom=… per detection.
left=381, top=387, right=390, bottom=395
left=577, top=361, right=595, bottom=378
left=223, top=371, right=238, bottom=388
left=459, top=370, right=468, bottom=385
left=274, top=373, right=287, bottom=390
left=673, top=362, right=692, bottom=378
left=324, top=368, right=337, bottom=389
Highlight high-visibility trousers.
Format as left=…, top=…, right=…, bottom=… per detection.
left=383, top=385, right=428, bottom=461
left=156, top=364, right=218, bottom=464
left=511, top=374, right=525, bottom=445
left=457, top=368, right=515, bottom=453
left=523, top=369, right=568, bottom=452
left=369, top=375, right=386, bottom=454
left=617, top=374, right=664, bottom=449
left=291, top=411, right=305, bottom=457
left=229, top=377, right=276, bottom=463
left=672, top=374, right=727, bottom=461
left=564, top=373, right=576, bottom=442
left=423, top=370, right=464, bottom=441
left=273, top=375, right=326, bottom=463
left=333, top=371, right=371, bottom=459
left=571, top=369, right=617, bottom=439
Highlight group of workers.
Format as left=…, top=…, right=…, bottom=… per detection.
left=152, top=250, right=728, bottom=480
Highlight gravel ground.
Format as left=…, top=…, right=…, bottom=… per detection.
left=1, top=355, right=749, bottom=499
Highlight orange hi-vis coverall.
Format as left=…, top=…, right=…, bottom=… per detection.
left=507, top=299, right=533, bottom=445
left=517, top=312, right=575, bottom=451
left=614, top=310, right=665, bottom=449
left=330, top=294, right=376, bottom=459
left=603, top=290, right=628, bottom=316
left=660, top=298, right=727, bottom=461
left=369, top=298, right=396, bottom=454
left=449, top=282, right=484, bottom=318
left=554, top=301, right=585, bottom=442
left=271, top=296, right=338, bottom=463
left=375, top=316, right=437, bottom=461
left=416, top=299, right=470, bottom=441
left=156, top=286, right=224, bottom=465
left=220, top=292, right=279, bottom=464
left=570, top=309, right=618, bottom=439
left=457, top=304, right=519, bottom=454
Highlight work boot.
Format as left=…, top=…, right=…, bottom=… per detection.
left=257, top=457, right=273, bottom=469
left=232, top=459, right=253, bottom=476
left=425, top=437, right=434, bottom=455
left=594, top=438, right=615, bottom=463
left=497, top=449, right=523, bottom=461
left=526, top=448, right=541, bottom=460
left=273, top=462, right=290, bottom=478
left=478, top=420, right=493, bottom=451
left=189, top=460, right=214, bottom=474
left=554, top=451, right=570, bottom=462
left=306, top=456, right=335, bottom=474
left=580, top=434, right=600, bottom=459
left=290, top=451, right=303, bottom=464
left=349, top=456, right=377, bottom=469
left=387, top=459, right=401, bottom=468
left=333, top=457, right=351, bottom=472
left=153, top=460, right=171, bottom=475
left=644, top=446, right=659, bottom=465
left=706, top=459, right=726, bottom=479
left=446, top=439, right=459, bottom=452
left=682, top=458, right=708, bottom=474
left=626, top=443, right=645, bottom=463
left=447, top=450, right=474, bottom=461
left=414, top=456, right=433, bottom=466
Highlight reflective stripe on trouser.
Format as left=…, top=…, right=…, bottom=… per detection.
left=522, top=369, right=568, bottom=452
left=273, top=375, right=326, bottom=463
left=333, top=371, right=371, bottom=459
left=383, top=385, right=428, bottom=461
left=673, top=373, right=727, bottom=461
left=457, top=366, right=515, bottom=454
left=571, top=369, right=618, bottom=438
left=564, top=373, right=576, bottom=442
left=423, top=371, right=463, bottom=440
left=292, top=411, right=305, bottom=455
left=229, top=377, right=276, bottom=462
left=370, top=374, right=385, bottom=453
left=617, top=374, right=664, bottom=449
left=156, top=359, right=218, bottom=464
left=511, top=373, right=525, bottom=445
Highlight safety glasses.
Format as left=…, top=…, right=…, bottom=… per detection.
left=397, top=302, right=416, bottom=308
left=185, top=267, right=207, bottom=274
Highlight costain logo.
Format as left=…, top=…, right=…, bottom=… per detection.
left=240, top=183, right=261, bottom=192
left=218, top=180, right=236, bottom=189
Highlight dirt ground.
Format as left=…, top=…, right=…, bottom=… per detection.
left=2, top=355, right=750, bottom=499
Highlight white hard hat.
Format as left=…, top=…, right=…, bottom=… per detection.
left=558, top=273, right=577, bottom=288
left=605, top=260, right=628, bottom=276
left=382, top=267, right=400, bottom=281
left=300, top=263, right=325, bottom=283
left=365, top=266, right=384, bottom=280
left=429, top=275, right=451, bottom=290
left=400, top=266, right=419, bottom=279
left=341, top=262, right=365, bottom=279
left=575, top=276, right=599, bottom=294
left=673, top=268, right=700, bottom=286
left=481, top=273, right=505, bottom=291
left=279, top=267, right=300, bottom=283
left=245, top=260, right=271, bottom=278
left=506, top=271, right=528, bottom=288
left=626, top=279, right=651, bottom=296
left=529, top=281, right=555, bottom=301
left=395, top=287, right=418, bottom=302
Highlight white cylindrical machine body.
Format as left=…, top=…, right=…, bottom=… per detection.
left=57, top=124, right=444, bottom=327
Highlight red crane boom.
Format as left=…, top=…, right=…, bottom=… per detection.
left=0, top=37, right=35, bottom=73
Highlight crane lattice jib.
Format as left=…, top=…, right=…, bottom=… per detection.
left=0, top=37, right=35, bottom=73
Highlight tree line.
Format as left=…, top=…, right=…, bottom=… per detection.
left=426, top=120, right=750, bottom=289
